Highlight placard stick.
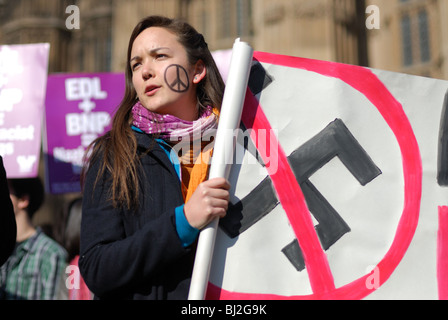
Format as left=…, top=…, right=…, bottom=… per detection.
left=188, top=39, right=253, bottom=300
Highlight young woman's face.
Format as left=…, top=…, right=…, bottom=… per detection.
left=130, top=27, right=204, bottom=121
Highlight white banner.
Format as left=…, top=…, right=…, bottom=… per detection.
left=208, top=51, right=448, bottom=300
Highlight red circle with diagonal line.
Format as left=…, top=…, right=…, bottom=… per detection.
left=206, top=51, right=422, bottom=300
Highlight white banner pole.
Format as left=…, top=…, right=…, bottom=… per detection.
left=188, top=38, right=254, bottom=300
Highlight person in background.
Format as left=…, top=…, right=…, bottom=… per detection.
left=0, top=177, right=67, bottom=300
left=79, top=15, right=230, bottom=299
left=0, top=156, right=16, bottom=267
left=62, top=197, right=92, bottom=300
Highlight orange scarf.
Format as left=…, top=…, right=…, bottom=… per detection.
left=174, top=107, right=219, bottom=202
left=179, top=141, right=213, bottom=202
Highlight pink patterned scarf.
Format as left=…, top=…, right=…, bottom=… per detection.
left=131, top=101, right=218, bottom=142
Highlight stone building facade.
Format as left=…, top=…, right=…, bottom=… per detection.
left=1, top=0, right=446, bottom=78
left=1, top=0, right=447, bottom=227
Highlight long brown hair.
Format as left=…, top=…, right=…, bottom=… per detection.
left=82, top=16, right=225, bottom=210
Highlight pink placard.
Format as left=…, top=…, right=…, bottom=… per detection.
left=0, top=43, right=49, bottom=178
left=44, top=72, right=125, bottom=194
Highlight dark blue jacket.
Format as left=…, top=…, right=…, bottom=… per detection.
left=79, top=131, right=195, bottom=299
left=0, top=156, right=16, bottom=267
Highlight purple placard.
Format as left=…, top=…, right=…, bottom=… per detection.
left=0, top=43, right=49, bottom=178
left=44, top=72, right=125, bottom=194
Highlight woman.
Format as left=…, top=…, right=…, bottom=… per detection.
left=79, top=16, right=230, bottom=300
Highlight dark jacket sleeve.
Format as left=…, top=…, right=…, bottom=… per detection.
left=0, top=156, right=16, bottom=266
left=78, top=154, right=191, bottom=298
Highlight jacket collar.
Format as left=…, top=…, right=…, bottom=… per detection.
left=133, top=130, right=180, bottom=179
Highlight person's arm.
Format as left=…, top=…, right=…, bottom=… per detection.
left=175, top=205, right=199, bottom=247
left=78, top=157, right=191, bottom=298
left=0, top=156, right=16, bottom=266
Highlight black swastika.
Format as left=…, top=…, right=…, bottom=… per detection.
left=219, top=118, right=382, bottom=272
